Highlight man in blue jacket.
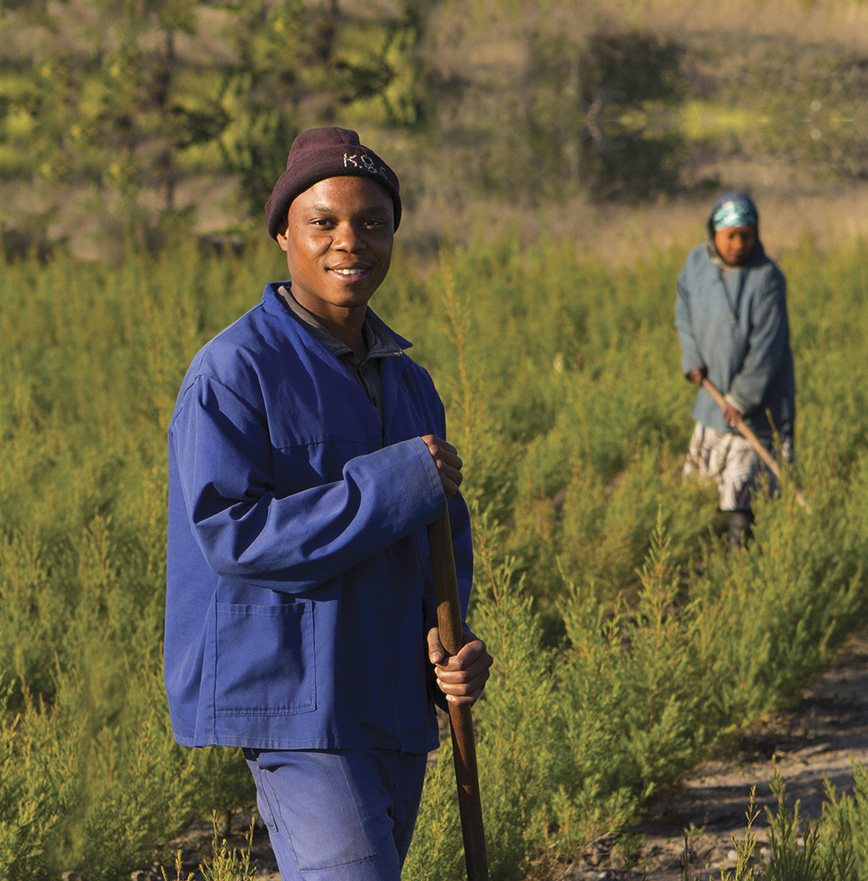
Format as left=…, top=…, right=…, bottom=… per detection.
left=675, top=192, right=796, bottom=546
left=165, top=126, right=492, bottom=879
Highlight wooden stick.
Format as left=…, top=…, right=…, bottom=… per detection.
left=427, top=509, right=489, bottom=881
left=701, top=377, right=811, bottom=513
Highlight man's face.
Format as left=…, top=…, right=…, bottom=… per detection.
left=277, top=176, right=394, bottom=321
left=714, top=226, right=756, bottom=266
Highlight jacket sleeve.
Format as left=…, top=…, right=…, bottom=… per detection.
left=727, top=267, right=789, bottom=414
left=170, top=374, right=446, bottom=594
left=674, top=265, right=705, bottom=376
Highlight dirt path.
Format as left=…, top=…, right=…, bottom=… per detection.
left=559, top=629, right=868, bottom=880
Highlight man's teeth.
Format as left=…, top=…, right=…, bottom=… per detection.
left=333, top=268, right=365, bottom=276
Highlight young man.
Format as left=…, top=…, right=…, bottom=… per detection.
left=165, top=127, right=492, bottom=879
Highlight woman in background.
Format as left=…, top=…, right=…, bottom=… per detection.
left=675, top=192, right=796, bottom=546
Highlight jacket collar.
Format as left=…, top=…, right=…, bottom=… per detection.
left=261, top=281, right=413, bottom=352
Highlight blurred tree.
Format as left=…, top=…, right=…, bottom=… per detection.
left=0, top=0, right=437, bottom=251
left=579, top=31, right=687, bottom=201
left=3, top=0, right=864, bottom=255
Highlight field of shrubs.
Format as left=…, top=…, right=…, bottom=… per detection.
left=1, top=230, right=867, bottom=879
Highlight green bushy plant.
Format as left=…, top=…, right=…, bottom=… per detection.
left=720, top=769, right=860, bottom=881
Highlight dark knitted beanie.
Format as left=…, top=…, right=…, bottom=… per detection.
left=265, top=126, right=401, bottom=239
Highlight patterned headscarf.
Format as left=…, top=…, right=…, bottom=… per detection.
left=710, top=194, right=758, bottom=231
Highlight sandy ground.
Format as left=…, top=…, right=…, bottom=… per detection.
left=142, top=629, right=868, bottom=881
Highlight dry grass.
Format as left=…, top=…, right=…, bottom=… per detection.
left=610, top=0, right=868, bottom=49
left=407, top=179, right=868, bottom=270
left=402, top=0, right=868, bottom=266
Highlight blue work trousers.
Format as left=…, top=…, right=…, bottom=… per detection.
left=243, top=748, right=428, bottom=880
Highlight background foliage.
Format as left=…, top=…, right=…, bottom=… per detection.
left=2, top=0, right=868, bottom=259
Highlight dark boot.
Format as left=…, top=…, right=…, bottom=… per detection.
left=729, top=510, right=754, bottom=548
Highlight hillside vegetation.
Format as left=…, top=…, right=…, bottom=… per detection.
left=2, top=0, right=868, bottom=259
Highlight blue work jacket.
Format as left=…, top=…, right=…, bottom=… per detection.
left=165, top=284, right=473, bottom=752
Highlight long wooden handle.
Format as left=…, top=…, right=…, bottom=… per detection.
left=427, top=509, right=489, bottom=881
left=701, top=377, right=811, bottom=513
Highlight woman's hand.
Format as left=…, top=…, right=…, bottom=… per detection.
left=722, top=402, right=744, bottom=427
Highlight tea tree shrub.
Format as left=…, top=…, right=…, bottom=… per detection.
left=553, top=519, right=713, bottom=837
left=818, top=764, right=868, bottom=880
left=785, top=238, right=868, bottom=485
left=0, top=684, right=76, bottom=881
left=719, top=768, right=866, bottom=881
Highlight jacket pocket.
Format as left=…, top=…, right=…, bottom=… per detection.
left=214, top=601, right=316, bottom=716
